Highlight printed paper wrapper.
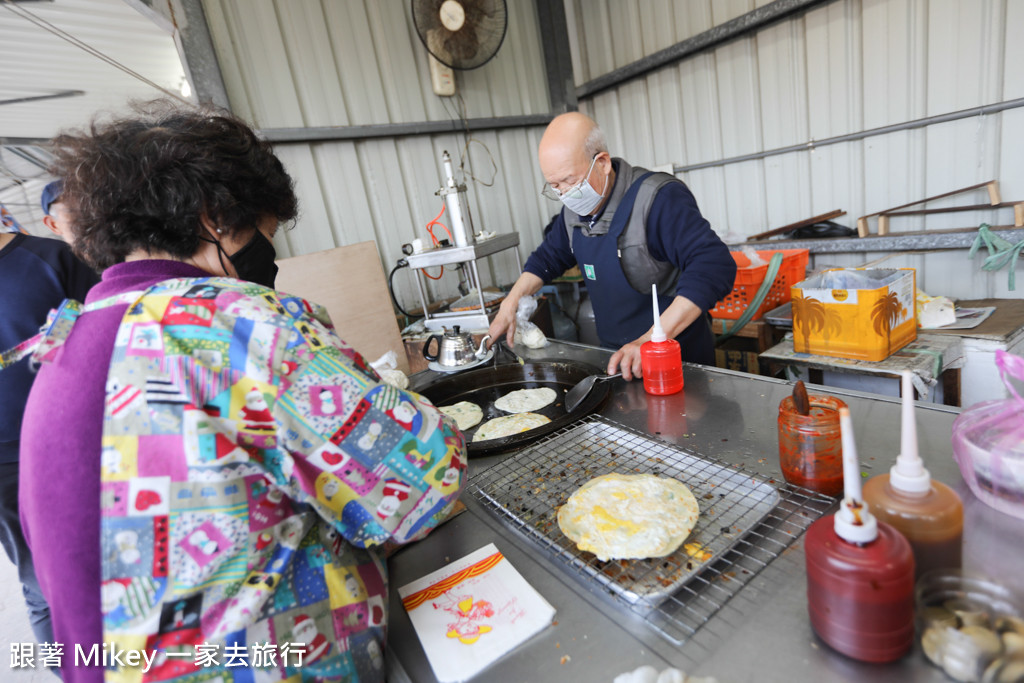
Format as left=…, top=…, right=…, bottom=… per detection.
left=398, top=543, right=555, bottom=683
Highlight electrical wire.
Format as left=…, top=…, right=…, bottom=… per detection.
left=388, top=261, right=419, bottom=319
left=422, top=202, right=449, bottom=280
left=441, top=92, right=498, bottom=188
left=0, top=0, right=194, bottom=107
left=425, top=202, right=452, bottom=245
left=0, top=152, right=39, bottom=234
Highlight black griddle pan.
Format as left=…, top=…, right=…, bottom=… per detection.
left=416, top=361, right=611, bottom=457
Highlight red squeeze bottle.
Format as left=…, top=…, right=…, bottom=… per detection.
left=641, top=285, right=683, bottom=395
left=804, top=407, right=916, bottom=663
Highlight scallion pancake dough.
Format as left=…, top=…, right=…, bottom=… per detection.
left=557, top=473, right=699, bottom=562
left=472, top=412, right=551, bottom=442
left=439, top=401, right=484, bottom=431
left=493, top=387, right=557, bottom=414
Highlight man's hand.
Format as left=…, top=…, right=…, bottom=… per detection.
left=608, top=340, right=645, bottom=380
left=487, top=298, right=518, bottom=348
left=487, top=272, right=545, bottom=348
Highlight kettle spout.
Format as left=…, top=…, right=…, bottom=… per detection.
left=475, top=335, right=492, bottom=359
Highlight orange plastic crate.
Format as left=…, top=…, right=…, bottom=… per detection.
left=710, top=248, right=810, bottom=321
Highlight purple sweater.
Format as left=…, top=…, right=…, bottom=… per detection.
left=20, top=260, right=207, bottom=681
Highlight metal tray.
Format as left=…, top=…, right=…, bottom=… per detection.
left=414, top=361, right=611, bottom=457
left=471, top=416, right=781, bottom=607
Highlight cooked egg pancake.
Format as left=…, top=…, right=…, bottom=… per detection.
left=557, top=473, right=699, bottom=562
left=472, top=412, right=551, bottom=442
left=493, top=387, right=557, bottom=414
left=439, top=401, right=484, bottom=431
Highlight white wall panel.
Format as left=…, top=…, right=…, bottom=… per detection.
left=320, top=1, right=390, bottom=124
left=198, top=0, right=1024, bottom=311
left=564, top=0, right=1024, bottom=300
left=201, top=0, right=552, bottom=312
left=712, top=0, right=756, bottom=26
left=271, top=145, right=335, bottom=258
left=0, top=0, right=185, bottom=139
left=275, top=1, right=351, bottom=127
left=677, top=54, right=723, bottom=163
left=310, top=142, right=376, bottom=245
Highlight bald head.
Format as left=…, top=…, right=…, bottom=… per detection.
left=538, top=113, right=614, bottom=213
left=538, top=112, right=607, bottom=181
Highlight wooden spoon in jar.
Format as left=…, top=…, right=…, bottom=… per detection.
left=792, top=380, right=811, bottom=416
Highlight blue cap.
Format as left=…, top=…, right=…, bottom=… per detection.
left=41, top=180, right=63, bottom=215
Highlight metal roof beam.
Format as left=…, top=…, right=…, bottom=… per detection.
left=534, top=0, right=576, bottom=113
left=124, top=0, right=230, bottom=110
left=0, top=89, right=83, bottom=107
left=259, top=114, right=554, bottom=144
left=172, top=0, right=230, bottom=109
left=575, top=0, right=838, bottom=101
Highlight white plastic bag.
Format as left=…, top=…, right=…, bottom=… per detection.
left=369, top=350, right=409, bottom=389
left=512, top=295, right=548, bottom=349
left=741, top=246, right=766, bottom=268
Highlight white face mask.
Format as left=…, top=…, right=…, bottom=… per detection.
left=554, top=155, right=607, bottom=216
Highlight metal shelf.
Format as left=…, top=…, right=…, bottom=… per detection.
left=404, top=232, right=520, bottom=268
left=407, top=232, right=523, bottom=331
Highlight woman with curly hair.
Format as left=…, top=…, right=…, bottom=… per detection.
left=18, top=102, right=467, bottom=682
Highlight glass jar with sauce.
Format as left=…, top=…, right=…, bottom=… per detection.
left=778, top=394, right=847, bottom=496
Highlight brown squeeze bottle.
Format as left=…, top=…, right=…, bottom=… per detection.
left=805, top=407, right=916, bottom=663
left=863, top=372, right=963, bottom=579
left=778, top=384, right=847, bottom=496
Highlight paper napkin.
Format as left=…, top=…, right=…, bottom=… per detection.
left=398, top=543, right=556, bottom=682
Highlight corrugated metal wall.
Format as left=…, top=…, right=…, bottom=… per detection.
left=568, top=0, right=1024, bottom=299
left=202, top=0, right=1023, bottom=309
left=202, top=0, right=556, bottom=310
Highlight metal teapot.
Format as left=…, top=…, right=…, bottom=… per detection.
left=423, top=326, right=491, bottom=368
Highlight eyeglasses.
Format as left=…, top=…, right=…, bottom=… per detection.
left=540, top=154, right=599, bottom=201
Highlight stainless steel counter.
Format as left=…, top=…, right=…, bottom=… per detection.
left=387, top=340, right=1019, bottom=682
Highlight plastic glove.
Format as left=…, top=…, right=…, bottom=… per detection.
left=611, top=666, right=717, bottom=683
left=512, top=295, right=548, bottom=349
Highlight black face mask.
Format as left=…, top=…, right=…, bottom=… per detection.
left=228, top=229, right=278, bottom=288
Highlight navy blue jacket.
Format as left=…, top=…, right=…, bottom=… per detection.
left=0, top=234, right=99, bottom=463
left=524, top=176, right=736, bottom=327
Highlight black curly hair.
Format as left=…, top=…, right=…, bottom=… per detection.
left=49, top=100, right=298, bottom=270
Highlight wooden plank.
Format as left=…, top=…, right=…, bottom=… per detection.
left=857, top=180, right=1000, bottom=236
left=988, top=180, right=1001, bottom=205
left=274, top=241, right=409, bottom=374
left=877, top=214, right=890, bottom=236
left=857, top=216, right=869, bottom=238
left=884, top=201, right=1023, bottom=216
left=745, top=209, right=846, bottom=242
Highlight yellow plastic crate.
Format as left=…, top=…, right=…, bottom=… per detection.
left=791, top=268, right=917, bottom=362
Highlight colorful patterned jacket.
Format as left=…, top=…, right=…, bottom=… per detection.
left=98, top=277, right=466, bottom=682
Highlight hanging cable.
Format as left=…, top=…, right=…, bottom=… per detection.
left=425, top=202, right=452, bottom=246
left=387, top=260, right=420, bottom=319
left=0, top=0, right=194, bottom=107
left=441, top=92, right=498, bottom=188
left=421, top=202, right=449, bottom=280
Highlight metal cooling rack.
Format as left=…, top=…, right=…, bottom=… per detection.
left=469, top=415, right=834, bottom=647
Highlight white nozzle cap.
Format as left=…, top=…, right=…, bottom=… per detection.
left=889, top=371, right=931, bottom=494
left=442, top=150, right=456, bottom=186
left=650, top=285, right=666, bottom=343
left=834, top=407, right=879, bottom=544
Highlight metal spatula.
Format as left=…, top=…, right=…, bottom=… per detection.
left=565, top=373, right=621, bottom=413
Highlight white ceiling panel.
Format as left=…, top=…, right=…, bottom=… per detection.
left=0, top=0, right=186, bottom=140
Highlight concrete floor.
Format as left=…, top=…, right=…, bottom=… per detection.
left=0, top=555, right=56, bottom=681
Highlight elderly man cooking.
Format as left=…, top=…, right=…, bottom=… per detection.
left=489, top=112, right=736, bottom=379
